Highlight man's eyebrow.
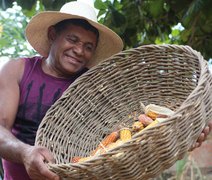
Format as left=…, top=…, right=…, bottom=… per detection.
left=68, top=34, right=96, bottom=46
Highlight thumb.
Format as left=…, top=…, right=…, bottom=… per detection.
left=36, top=157, right=60, bottom=180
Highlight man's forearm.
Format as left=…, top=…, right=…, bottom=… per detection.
left=0, top=126, right=29, bottom=163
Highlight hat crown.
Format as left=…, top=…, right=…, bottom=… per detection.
left=60, top=1, right=97, bottom=22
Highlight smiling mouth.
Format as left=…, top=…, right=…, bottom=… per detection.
left=64, top=54, right=82, bottom=65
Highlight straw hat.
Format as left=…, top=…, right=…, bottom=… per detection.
left=25, top=1, right=123, bottom=68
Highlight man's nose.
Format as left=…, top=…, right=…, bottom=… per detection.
left=73, top=41, right=84, bottom=55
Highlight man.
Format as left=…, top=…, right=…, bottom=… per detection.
left=0, top=1, right=211, bottom=180
left=0, top=1, right=123, bottom=179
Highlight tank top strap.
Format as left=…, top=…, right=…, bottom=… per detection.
left=20, top=56, right=43, bottom=88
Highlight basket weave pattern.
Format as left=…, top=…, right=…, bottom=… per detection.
left=36, top=45, right=212, bottom=179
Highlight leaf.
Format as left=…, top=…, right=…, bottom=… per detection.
left=110, top=6, right=126, bottom=27
left=16, top=0, right=37, bottom=10
left=180, top=29, right=191, bottom=42
left=22, top=3, right=44, bottom=17
left=94, top=0, right=108, bottom=10
left=0, top=37, right=10, bottom=47
left=41, top=0, right=53, bottom=8
left=175, top=156, right=188, bottom=178
left=172, top=29, right=180, bottom=37
left=149, top=0, right=164, bottom=17
left=97, top=9, right=107, bottom=19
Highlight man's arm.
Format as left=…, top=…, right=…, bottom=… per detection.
left=0, top=58, right=25, bottom=162
left=0, top=59, right=59, bottom=180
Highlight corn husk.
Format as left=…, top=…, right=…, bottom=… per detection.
left=145, top=104, right=174, bottom=117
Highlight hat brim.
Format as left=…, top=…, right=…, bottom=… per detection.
left=25, top=12, right=123, bottom=68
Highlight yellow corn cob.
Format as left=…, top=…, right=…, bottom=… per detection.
left=132, top=121, right=144, bottom=131
left=146, top=111, right=158, bottom=120
left=120, top=128, right=132, bottom=142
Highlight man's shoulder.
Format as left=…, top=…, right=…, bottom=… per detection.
left=0, top=56, right=42, bottom=82
left=0, top=57, right=24, bottom=71
left=0, top=57, right=27, bottom=83
left=0, top=56, right=42, bottom=68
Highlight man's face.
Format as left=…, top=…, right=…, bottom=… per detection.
left=48, top=24, right=98, bottom=77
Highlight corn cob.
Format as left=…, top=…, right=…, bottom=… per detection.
left=146, top=111, right=158, bottom=120
left=132, top=121, right=144, bottom=131
left=120, top=128, right=132, bottom=142
left=138, top=114, right=154, bottom=126
left=91, top=131, right=119, bottom=155
left=70, top=156, right=81, bottom=163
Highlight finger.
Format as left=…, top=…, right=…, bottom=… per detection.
left=208, top=121, right=212, bottom=131
left=197, top=132, right=205, bottom=142
left=202, top=126, right=210, bottom=136
left=195, top=142, right=201, bottom=148
left=37, top=160, right=60, bottom=180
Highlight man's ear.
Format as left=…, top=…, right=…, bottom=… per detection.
left=48, top=26, right=57, bottom=43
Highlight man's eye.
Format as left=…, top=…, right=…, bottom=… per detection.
left=85, top=44, right=94, bottom=52
left=68, top=36, right=78, bottom=43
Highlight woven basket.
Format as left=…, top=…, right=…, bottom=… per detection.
left=35, top=44, right=212, bottom=180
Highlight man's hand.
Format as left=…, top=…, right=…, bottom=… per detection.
left=21, top=145, right=60, bottom=180
left=190, top=120, right=212, bottom=151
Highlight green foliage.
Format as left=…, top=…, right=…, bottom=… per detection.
left=148, top=0, right=164, bottom=18
left=94, top=0, right=211, bottom=59
left=0, top=3, right=37, bottom=58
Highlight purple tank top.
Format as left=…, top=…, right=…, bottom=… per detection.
left=2, top=56, right=87, bottom=180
